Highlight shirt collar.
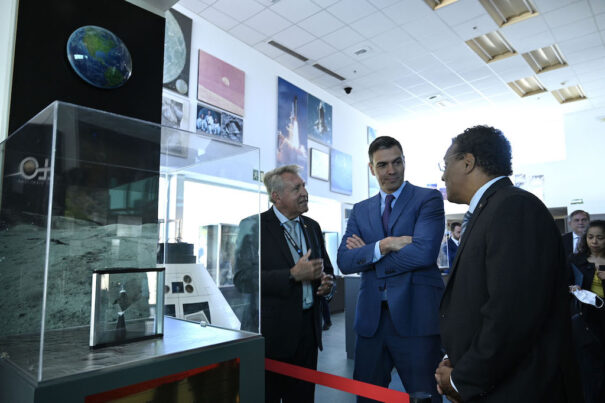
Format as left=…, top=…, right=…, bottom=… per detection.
left=380, top=181, right=406, bottom=203
left=273, top=205, right=300, bottom=224
left=468, top=176, right=506, bottom=214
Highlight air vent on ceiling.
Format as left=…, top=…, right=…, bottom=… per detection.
left=424, top=0, right=459, bottom=10
left=522, top=44, right=567, bottom=74
left=508, top=76, right=546, bottom=97
left=267, top=40, right=308, bottom=62
left=465, top=31, right=516, bottom=63
left=312, top=64, right=346, bottom=81
left=480, top=0, right=538, bottom=27
left=551, top=85, right=587, bottom=104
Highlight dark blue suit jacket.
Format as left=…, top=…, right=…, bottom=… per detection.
left=337, top=182, right=445, bottom=338
left=447, top=237, right=458, bottom=268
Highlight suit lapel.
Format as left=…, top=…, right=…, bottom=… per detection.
left=368, top=193, right=383, bottom=236
left=264, top=208, right=296, bottom=266
left=388, top=181, right=414, bottom=232
left=446, top=178, right=512, bottom=283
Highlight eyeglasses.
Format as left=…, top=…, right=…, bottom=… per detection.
left=438, top=153, right=463, bottom=172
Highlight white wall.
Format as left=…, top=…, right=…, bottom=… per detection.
left=0, top=0, right=18, bottom=142
left=174, top=5, right=379, bottom=209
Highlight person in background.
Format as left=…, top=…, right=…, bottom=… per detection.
left=446, top=222, right=461, bottom=269
left=563, top=210, right=590, bottom=258
left=568, top=220, right=605, bottom=403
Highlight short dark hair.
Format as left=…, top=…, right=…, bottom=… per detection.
left=568, top=209, right=590, bottom=223
left=577, top=220, right=605, bottom=256
left=368, top=136, right=403, bottom=163
left=451, top=125, right=512, bottom=177
left=450, top=222, right=461, bottom=231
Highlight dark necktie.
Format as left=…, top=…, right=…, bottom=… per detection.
left=460, top=210, right=473, bottom=238
left=382, top=194, right=395, bottom=235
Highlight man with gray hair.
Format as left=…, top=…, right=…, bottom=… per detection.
left=563, top=209, right=590, bottom=258
left=234, top=164, right=333, bottom=403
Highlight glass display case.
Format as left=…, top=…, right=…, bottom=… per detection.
left=0, top=101, right=261, bottom=383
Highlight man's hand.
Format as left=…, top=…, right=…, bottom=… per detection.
left=435, top=359, right=462, bottom=403
left=316, top=273, right=334, bottom=296
left=379, top=235, right=412, bottom=254
left=290, top=249, right=323, bottom=281
left=346, top=234, right=366, bottom=250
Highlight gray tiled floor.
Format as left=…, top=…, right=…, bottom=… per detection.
left=315, top=312, right=405, bottom=402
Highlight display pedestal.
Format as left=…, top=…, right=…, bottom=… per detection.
left=0, top=317, right=264, bottom=402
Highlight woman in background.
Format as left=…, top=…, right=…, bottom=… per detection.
left=568, top=220, right=605, bottom=403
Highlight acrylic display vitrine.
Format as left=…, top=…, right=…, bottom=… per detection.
left=0, top=101, right=261, bottom=385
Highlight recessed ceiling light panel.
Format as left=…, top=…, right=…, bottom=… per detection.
left=551, top=85, right=587, bottom=104
left=465, top=31, right=517, bottom=63
left=522, top=44, right=567, bottom=74
left=507, top=76, right=546, bottom=97
left=480, top=0, right=538, bottom=27
left=424, top=0, right=459, bottom=10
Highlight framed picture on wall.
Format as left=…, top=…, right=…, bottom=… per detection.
left=197, top=50, right=245, bottom=117
left=163, top=9, right=192, bottom=96
left=310, top=148, right=329, bottom=181
left=307, top=94, right=332, bottom=145
left=368, top=166, right=380, bottom=197
left=162, top=93, right=189, bottom=130
left=330, top=148, right=352, bottom=195
left=276, top=77, right=308, bottom=180
left=367, top=126, right=377, bottom=144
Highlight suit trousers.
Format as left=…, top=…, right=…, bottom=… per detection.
left=266, top=308, right=318, bottom=403
left=354, top=303, right=442, bottom=403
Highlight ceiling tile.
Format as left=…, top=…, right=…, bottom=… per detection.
left=316, top=52, right=356, bottom=70
left=310, top=0, right=340, bottom=8
left=533, top=0, right=583, bottom=14
left=179, top=0, right=210, bottom=14
left=488, top=55, right=534, bottom=76
left=450, top=14, right=500, bottom=40
left=435, top=0, right=487, bottom=26
left=571, top=57, right=605, bottom=74
left=213, top=0, right=264, bottom=21
left=537, top=67, right=579, bottom=88
left=394, top=40, right=430, bottom=62
left=350, top=11, right=397, bottom=38
left=370, top=27, right=414, bottom=51
left=505, top=31, right=556, bottom=54
left=272, top=25, right=316, bottom=49
left=343, top=42, right=380, bottom=61
left=295, top=64, right=325, bottom=80
left=323, top=26, right=365, bottom=49
left=552, top=17, right=598, bottom=43
left=244, top=9, right=291, bottom=36
left=542, top=0, right=592, bottom=28
left=564, top=45, right=605, bottom=64
left=382, top=0, right=433, bottom=26
left=442, top=83, right=477, bottom=96
left=270, top=0, right=322, bottom=23
left=295, top=39, right=336, bottom=60
left=420, top=66, right=465, bottom=88
left=367, top=0, right=400, bottom=9
left=589, top=0, right=605, bottom=14
left=275, top=52, right=307, bottom=69
left=254, top=41, right=286, bottom=58
left=595, top=12, right=605, bottom=30
left=298, top=11, right=345, bottom=37
left=558, top=32, right=603, bottom=57
left=229, top=24, right=266, bottom=46
left=200, top=6, right=239, bottom=30
left=405, top=80, right=441, bottom=98
left=393, top=72, right=427, bottom=88
left=500, top=14, right=550, bottom=38
left=327, top=0, right=377, bottom=24
left=457, top=65, right=495, bottom=82
left=404, top=53, right=444, bottom=73
left=402, top=13, right=446, bottom=39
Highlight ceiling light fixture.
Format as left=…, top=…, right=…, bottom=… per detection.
left=522, top=44, right=567, bottom=74
left=507, top=76, right=546, bottom=97
left=466, top=31, right=516, bottom=63
left=551, top=85, right=587, bottom=104
left=424, top=0, right=459, bottom=10
left=480, top=0, right=538, bottom=27
left=267, top=40, right=308, bottom=62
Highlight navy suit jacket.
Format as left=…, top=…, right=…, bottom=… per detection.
left=337, top=182, right=445, bottom=338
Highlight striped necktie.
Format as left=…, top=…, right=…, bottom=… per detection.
left=460, top=210, right=473, bottom=238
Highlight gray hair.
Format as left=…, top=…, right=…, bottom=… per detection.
left=264, top=165, right=301, bottom=203
left=568, top=209, right=589, bottom=222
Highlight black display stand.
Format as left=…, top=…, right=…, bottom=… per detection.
left=0, top=317, right=264, bottom=402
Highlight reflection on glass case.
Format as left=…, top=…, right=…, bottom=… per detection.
left=90, top=268, right=165, bottom=348
left=0, top=102, right=260, bottom=383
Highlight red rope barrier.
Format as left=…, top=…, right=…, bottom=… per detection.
left=265, top=358, right=409, bottom=403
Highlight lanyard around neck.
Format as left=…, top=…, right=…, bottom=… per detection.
left=282, top=221, right=303, bottom=257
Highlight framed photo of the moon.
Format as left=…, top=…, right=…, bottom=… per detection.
left=163, top=9, right=192, bottom=96
left=197, top=50, right=245, bottom=117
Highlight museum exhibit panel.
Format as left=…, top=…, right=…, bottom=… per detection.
left=0, top=102, right=263, bottom=402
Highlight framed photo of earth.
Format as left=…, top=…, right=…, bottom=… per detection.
left=197, top=50, right=245, bottom=117
left=163, top=9, right=192, bottom=96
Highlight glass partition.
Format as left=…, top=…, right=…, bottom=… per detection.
left=0, top=101, right=261, bottom=382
